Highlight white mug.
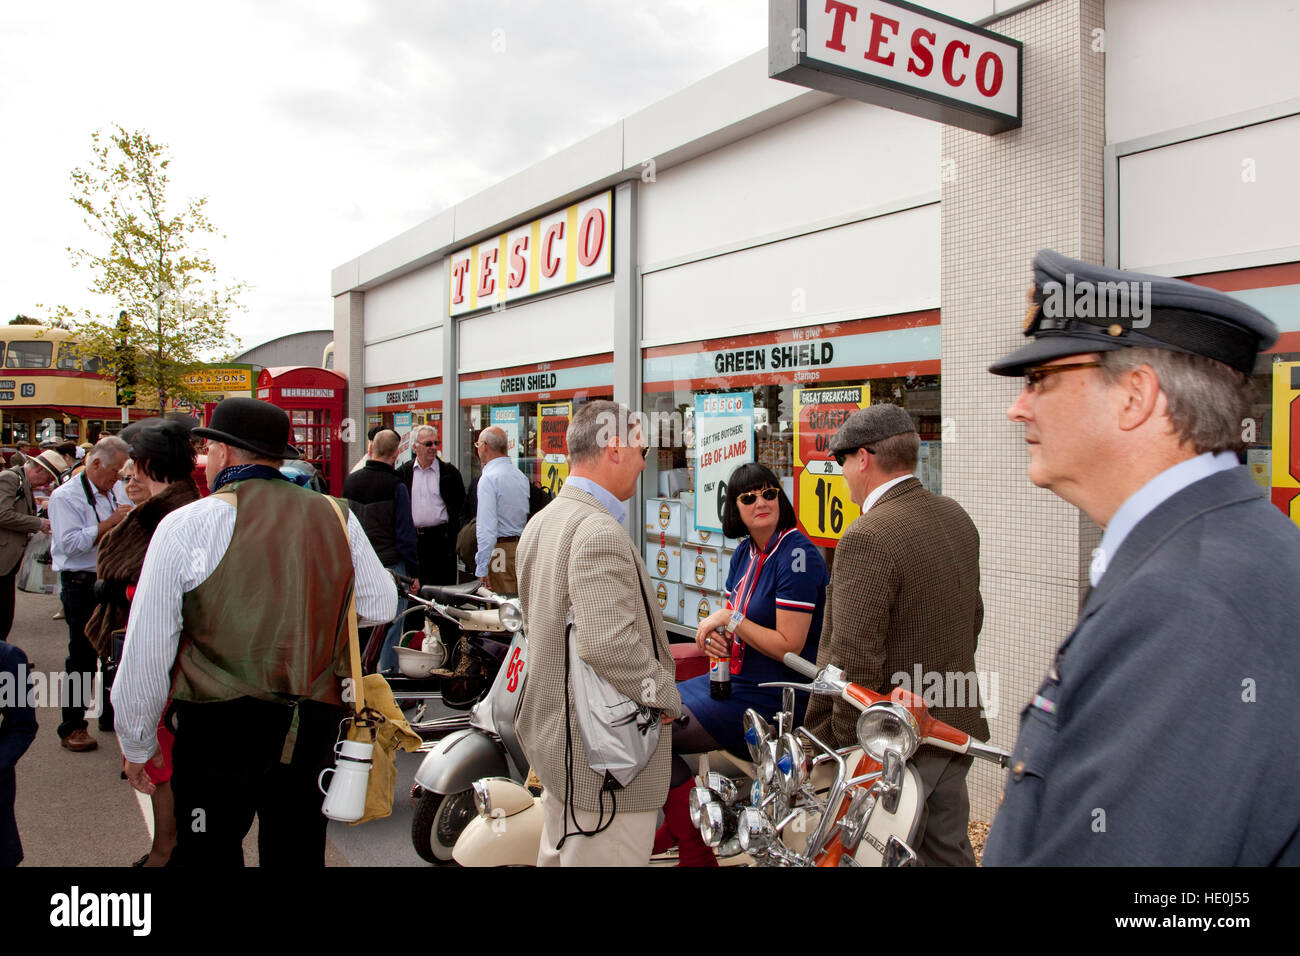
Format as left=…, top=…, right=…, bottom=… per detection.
left=319, top=740, right=374, bottom=823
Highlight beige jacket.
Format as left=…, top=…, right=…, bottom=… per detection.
left=0, top=465, right=42, bottom=576
left=515, top=482, right=681, bottom=815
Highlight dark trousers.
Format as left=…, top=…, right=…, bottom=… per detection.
left=0, top=569, right=15, bottom=644
left=167, top=697, right=347, bottom=868
left=58, top=572, right=111, bottom=738
left=415, top=523, right=457, bottom=586
left=912, top=751, right=977, bottom=867
left=0, top=769, right=19, bottom=867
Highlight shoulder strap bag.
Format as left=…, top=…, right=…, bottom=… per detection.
left=558, top=524, right=663, bottom=845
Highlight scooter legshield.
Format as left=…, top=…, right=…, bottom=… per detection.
left=413, top=729, right=511, bottom=794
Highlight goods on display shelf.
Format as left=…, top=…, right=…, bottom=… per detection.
left=645, top=542, right=683, bottom=583
left=653, top=579, right=682, bottom=624
left=679, top=545, right=721, bottom=593
left=681, top=587, right=726, bottom=627
left=644, top=496, right=683, bottom=541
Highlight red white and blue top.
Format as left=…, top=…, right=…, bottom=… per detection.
left=678, top=526, right=828, bottom=757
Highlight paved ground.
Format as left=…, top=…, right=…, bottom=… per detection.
left=10, top=589, right=437, bottom=868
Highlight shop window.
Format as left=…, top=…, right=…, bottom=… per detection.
left=642, top=330, right=941, bottom=633
left=6, top=341, right=52, bottom=369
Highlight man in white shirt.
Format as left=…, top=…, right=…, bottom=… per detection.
left=111, top=397, right=396, bottom=866
left=48, top=436, right=131, bottom=752
left=473, top=426, right=530, bottom=595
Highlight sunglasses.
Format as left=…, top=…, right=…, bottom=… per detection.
left=833, top=447, right=875, bottom=467
left=416, top=441, right=436, bottom=448
left=737, top=488, right=780, bottom=505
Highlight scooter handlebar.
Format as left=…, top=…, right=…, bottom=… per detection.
left=783, top=653, right=820, bottom=680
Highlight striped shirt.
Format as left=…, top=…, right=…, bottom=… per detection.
left=111, top=492, right=397, bottom=764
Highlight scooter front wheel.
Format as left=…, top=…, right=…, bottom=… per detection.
left=411, top=788, right=476, bottom=865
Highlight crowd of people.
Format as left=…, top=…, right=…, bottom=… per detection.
left=0, top=249, right=1297, bottom=868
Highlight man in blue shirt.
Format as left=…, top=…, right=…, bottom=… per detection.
left=984, top=249, right=1300, bottom=865
left=473, top=426, right=529, bottom=596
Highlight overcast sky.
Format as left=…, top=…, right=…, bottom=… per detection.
left=0, top=0, right=766, bottom=356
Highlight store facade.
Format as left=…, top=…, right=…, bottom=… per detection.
left=333, top=0, right=1300, bottom=821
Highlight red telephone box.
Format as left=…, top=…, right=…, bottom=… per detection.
left=256, top=367, right=347, bottom=496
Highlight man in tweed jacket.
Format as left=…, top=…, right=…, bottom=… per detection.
left=515, top=400, right=680, bottom=866
left=805, top=404, right=987, bottom=866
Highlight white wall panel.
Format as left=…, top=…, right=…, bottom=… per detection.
left=1119, top=115, right=1300, bottom=271
left=364, top=331, right=442, bottom=386
left=640, top=99, right=939, bottom=267
left=643, top=204, right=939, bottom=347
left=363, top=265, right=443, bottom=342
left=458, top=281, right=615, bottom=374
left=1107, top=0, right=1300, bottom=144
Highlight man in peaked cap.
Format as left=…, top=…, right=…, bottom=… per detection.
left=984, top=250, right=1300, bottom=865
left=112, top=397, right=396, bottom=866
left=804, top=402, right=988, bottom=866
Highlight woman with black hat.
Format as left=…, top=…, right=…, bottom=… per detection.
left=86, top=417, right=199, bottom=867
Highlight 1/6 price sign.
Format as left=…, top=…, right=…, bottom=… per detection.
left=539, top=402, right=571, bottom=494
left=793, top=386, right=868, bottom=546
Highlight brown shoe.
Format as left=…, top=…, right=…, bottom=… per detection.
left=61, top=729, right=98, bottom=752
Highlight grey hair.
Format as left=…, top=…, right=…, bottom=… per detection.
left=872, top=430, right=920, bottom=473
left=414, top=424, right=437, bottom=443
left=567, top=400, right=634, bottom=465
left=480, top=427, right=508, bottom=454
left=87, top=435, right=130, bottom=465
left=1097, top=347, right=1251, bottom=454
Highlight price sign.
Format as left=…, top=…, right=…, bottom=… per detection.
left=694, top=392, right=754, bottom=532
left=1271, top=361, right=1300, bottom=527
left=793, top=385, right=868, bottom=546
left=490, top=405, right=520, bottom=463
left=539, top=402, right=571, bottom=494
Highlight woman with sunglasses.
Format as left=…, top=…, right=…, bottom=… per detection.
left=86, top=418, right=200, bottom=867
left=657, top=462, right=828, bottom=864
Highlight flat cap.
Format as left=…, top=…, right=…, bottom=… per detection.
left=989, top=249, right=1278, bottom=376
left=829, top=403, right=916, bottom=454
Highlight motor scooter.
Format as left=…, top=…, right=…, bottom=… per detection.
left=690, top=653, right=1010, bottom=866
left=407, top=583, right=529, bottom=865
left=385, top=574, right=516, bottom=742
left=451, top=644, right=753, bottom=867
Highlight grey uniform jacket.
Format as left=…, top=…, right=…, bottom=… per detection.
left=0, top=466, right=41, bottom=577
left=984, top=466, right=1300, bottom=865
left=514, top=482, right=681, bottom=815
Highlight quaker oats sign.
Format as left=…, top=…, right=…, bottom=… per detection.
left=694, top=391, right=754, bottom=533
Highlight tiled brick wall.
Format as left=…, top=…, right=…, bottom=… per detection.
left=939, top=0, right=1106, bottom=823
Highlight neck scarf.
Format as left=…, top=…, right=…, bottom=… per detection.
left=212, top=463, right=288, bottom=493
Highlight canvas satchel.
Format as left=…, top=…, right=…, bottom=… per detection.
left=328, top=497, right=423, bottom=825
left=564, top=595, right=662, bottom=792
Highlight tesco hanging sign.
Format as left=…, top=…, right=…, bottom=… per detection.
left=448, top=190, right=612, bottom=317
left=770, top=0, right=1021, bottom=135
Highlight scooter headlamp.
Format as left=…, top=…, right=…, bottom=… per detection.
left=775, top=733, right=808, bottom=799
left=742, top=709, right=771, bottom=765
left=689, top=786, right=714, bottom=829
left=498, top=599, right=523, bottom=633
left=737, top=807, right=775, bottom=853
left=855, top=702, right=920, bottom=763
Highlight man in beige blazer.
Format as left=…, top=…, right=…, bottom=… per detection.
left=0, top=451, right=60, bottom=641
left=515, top=400, right=681, bottom=866
left=805, top=404, right=988, bottom=867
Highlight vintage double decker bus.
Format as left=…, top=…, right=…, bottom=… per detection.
left=0, top=326, right=147, bottom=455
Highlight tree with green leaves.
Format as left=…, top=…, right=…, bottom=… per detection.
left=46, top=125, right=244, bottom=415
left=9, top=315, right=41, bottom=326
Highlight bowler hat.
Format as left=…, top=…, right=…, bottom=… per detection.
left=192, top=397, right=300, bottom=460
left=990, top=249, right=1279, bottom=376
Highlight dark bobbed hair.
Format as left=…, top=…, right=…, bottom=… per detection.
left=124, top=418, right=197, bottom=484
left=720, top=462, right=796, bottom=540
